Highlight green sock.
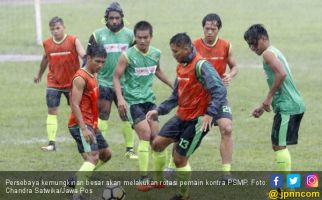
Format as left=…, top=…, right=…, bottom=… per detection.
left=222, top=164, right=231, bottom=173
left=98, top=118, right=108, bottom=138
left=122, top=121, right=134, bottom=148
left=275, top=148, right=291, bottom=172
left=46, top=114, right=57, bottom=142
left=168, top=153, right=176, bottom=168
left=76, top=162, right=96, bottom=191
left=138, top=140, right=150, bottom=176
left=176, top=163, right=191, bottom=198
left=94, top=159, right=106, bottom=171
left=152, top=150, right=167, bottom=181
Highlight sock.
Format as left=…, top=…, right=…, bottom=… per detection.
left=94, top=159, right=106, bottom=171
left=152, top=150, right=167, bottom=181
left=138, top=140, right=150, bottom=177
left=275, top=148, right=291, bottom=172
left=98, top=118, right=108, bottom=138
left=75, top=161, right=96, bottom=191
left=168, top=154, right=176, bottom=168
left=222, top=164, right=231, bottom=173
left=46, top=114, right=57, bottom=142
left=122, top=121, right=134, bottom=149
left=176, top=163, right=191, bottom=198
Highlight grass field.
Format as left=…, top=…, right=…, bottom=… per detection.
left=1, top=0, right=321, bottom=173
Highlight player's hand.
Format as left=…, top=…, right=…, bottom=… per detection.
left=222, top=73, right=232, bottom=86
left=201, top=114, right=213, bottom=132
left=33, top=76, right=41, bottom=84
left=117, top=97, right=128, bottom=120
left=82, top=128, right=94, bottom=144
left=250, top=106, right=264, bottom=118
left=146, top=110, right=158, bottom=122
left=262, top=98, right=272, bottom=112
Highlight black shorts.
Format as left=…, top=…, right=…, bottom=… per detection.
left=159, top=116, right=208, bottom=157
left=99, top=85, right=117, bottom=103
left=271, top=112, right=304, bottom=146
left=46, top=88, right=69, bottom=108
left=69, top=125, right=108, bottom=153
left=129, top=102, right=157, bottom=125
left=212, top=100, right=233, bottom=125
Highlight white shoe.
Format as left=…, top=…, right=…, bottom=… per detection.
left=163, top=167, right=176, bottom=178
left=41, top=144, right=56, bottom=151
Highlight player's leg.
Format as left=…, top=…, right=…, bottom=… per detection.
left=215, top=102, right=233, bottom=173
left=171, top=116, right=208, bottom=200
left=69, top=125, right=100, bottom=192
left=42, top=88, right=63, bottom=151
left=94, top=129, right=112, bottom=171
left=272, top=112, right=304, bottom=172
left=98, top=86, right=111, bottom=139
left=116, top=88, right=137, bottom=159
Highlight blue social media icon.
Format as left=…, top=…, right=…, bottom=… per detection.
left=287, top=174, right=301, bottom=188
left=270, top=174, right=284, bottom=188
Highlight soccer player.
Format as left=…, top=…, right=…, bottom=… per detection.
left=244, top=24, right=305, bottom=173
left=68, top=44, right=111, bottom=199
left=34, top=16, right=85, bottom=151
left=113, top=21, right=173, bottom=191
left=87, top=2, right=137, bottom=159
left=146, top=33, right=227, bottom=200
left=192, top=13, right=238, bottom=175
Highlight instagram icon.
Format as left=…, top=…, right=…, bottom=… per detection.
left=306, top=174, right=319, bottom=188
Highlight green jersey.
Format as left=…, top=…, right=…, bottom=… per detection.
left=93, top=27, right=134, bottom=87
left=263, top=46, right=305, bottom=114
left=122, top=46, right=161, bottom=105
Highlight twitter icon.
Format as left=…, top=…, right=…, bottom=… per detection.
left=287, top=174, right=301, bottom=188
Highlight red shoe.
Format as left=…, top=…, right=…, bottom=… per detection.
left=151, top=181, right=166, bottom=189
left=136, top=177, right=153, bottom=192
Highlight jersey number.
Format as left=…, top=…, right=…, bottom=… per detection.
left=179, top=138, right=190, bottom=149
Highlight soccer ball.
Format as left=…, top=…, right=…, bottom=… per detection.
left=102, top=184, right=126, bottom=200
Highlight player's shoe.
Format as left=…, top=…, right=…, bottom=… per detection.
left=169, top=194, right=191, bottom=200
left=125, top=150, right=138, bottom=160
left=221, top=173, right=234, bottom=184
left=136, top=177, right=153, bottom=192
left=164, top=167, right=176, bottom=178
left=41, top=142, right=56, bottom=151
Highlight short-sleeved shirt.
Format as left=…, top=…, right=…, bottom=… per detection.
left=122, top=46, right=161, bottom=105
left=93, top=27, right=134, bottom=87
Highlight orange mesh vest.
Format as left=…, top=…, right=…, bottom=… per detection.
left=176, top=53, right=211, bottom=120
left=43, top=35, right=80, bottom=89
left=193, top=38, right=230, bottom=78
left=68, top=69, right=99, bottom=131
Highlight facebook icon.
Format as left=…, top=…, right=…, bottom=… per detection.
left=270, top=174, right=284, bottom=188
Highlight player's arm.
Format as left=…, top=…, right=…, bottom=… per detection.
left=199, top=61, right=227, bottom=131
left=70, top=77, right=94, bottom=144
left=146, top=78, right=178, bottom=121
left=75, top=38, right=86, bottom=59
left=155, top=61, right=174, bottom=89
left=113, top=53, right=129, bottom=119
left=262, top=50, right=286, bottom=111
left=34, top=54, right=48, bottom=84
left=223, top=43, right=238, bottom=86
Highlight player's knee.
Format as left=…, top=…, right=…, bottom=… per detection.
left=99, top=111, right=110, bottom=120
left=220, top=124, right=233, bottom=138
left=100, top=148, right=112, bottom=162
left=151, top=140, right=165, bottom=152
